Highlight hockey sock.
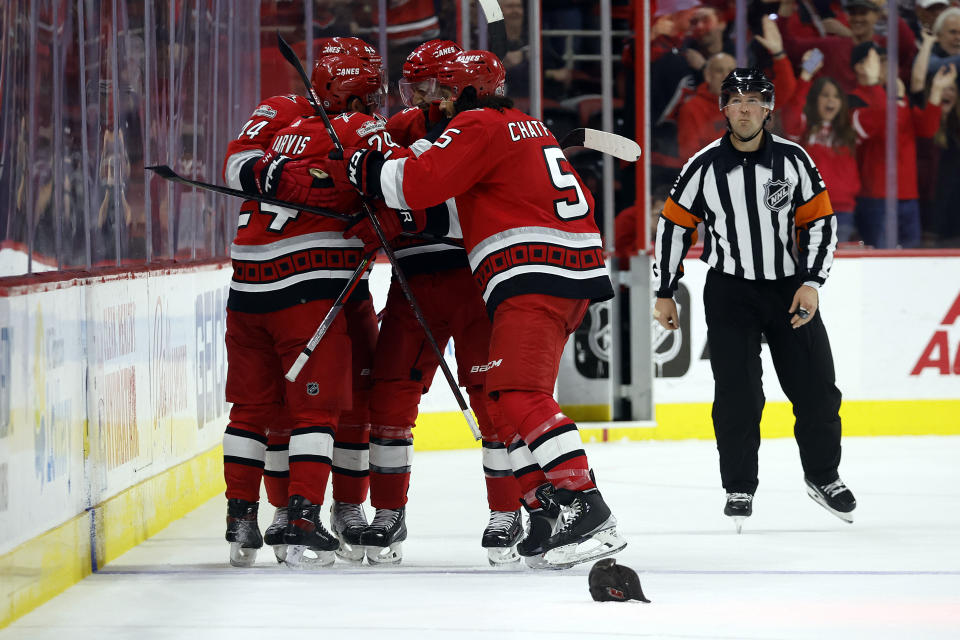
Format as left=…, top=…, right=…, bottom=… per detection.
left=223, top=423, right=267, bottom=502
left=369, top=424, right=413, bottom=509
left=471, top=386, right=522, bottom=511
left=331, top=422, right=371, bottom=504
left=507, top=434, right=550, bottom=508
left=263, top=432, right=290, bottom=508
left=497, top=390, right=595, bottom=492
left=287, top=424, right=335, bottom=504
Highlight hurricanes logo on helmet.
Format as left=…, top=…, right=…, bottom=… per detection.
left=337, top=68, right=360, bottom=76
left=436, top=46, right=458, bottom=58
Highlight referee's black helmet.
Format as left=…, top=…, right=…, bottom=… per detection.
left=719, top=68, right=775, bottom=111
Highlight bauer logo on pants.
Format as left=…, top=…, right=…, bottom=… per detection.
left=306, top=382, right=319, bottom=396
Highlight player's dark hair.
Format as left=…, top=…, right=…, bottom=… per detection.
left=454, top=86, right=514, bottom=114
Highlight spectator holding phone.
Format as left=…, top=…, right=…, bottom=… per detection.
left=782, top=49, right=861, bottom=242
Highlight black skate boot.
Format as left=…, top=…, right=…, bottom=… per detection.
left=481, top=509, right=523, bottom=566
left=330, top=501, right=368, bottom=563
left=263, top=506, right=288, bottom=563
left=361, top=507, right=407, bottom=565
left=805, top=477, right=856, bottom=523
left=283, top=495, right=339, bottom=569
left=724, top=492, right=753, bottom=534
left=517, top=484, right=562, bottom=569
left=541, top=488, right=626, bottom=569
left=225, top=499, right=263, bottom=567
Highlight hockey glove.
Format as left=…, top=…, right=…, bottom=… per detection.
left=346, top=148, right=386, bottom=199
left=252, top=152, right=343, bottom=209
left=344, top=205, right=425, bottom=254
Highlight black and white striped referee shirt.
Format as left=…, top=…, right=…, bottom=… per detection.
left=654, top=132, right=837, bottom=298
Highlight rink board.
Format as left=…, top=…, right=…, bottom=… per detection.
left=3, top=254, right=960, bottom=627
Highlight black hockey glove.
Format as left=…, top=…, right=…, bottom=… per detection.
left=346, top=148, right=385, bottom=199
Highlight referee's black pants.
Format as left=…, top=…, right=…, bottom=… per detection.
left=703, top=269, right=843, bottom=494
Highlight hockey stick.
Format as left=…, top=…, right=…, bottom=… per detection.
left=145, top=164, right=353, bottom=221
left=278, top=34, right=482, bottom=441
left=559, top=128, right=642, bottom=162
left=285, top=253, right=374, bottom=382
left=477, top=0, right=507, bottom=59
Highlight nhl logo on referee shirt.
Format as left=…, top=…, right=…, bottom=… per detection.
left=306, top=382, right=319, bottom=396
left=763, top=179, right=791, bottom=213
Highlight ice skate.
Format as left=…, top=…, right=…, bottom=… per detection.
left=541, top=488, right=626, bottom=569
left=724, top=492, right=753, bottom=534
left=283, top=495, right=339, bottom=569
left=805, top=477, right=856, bottom=523
left=361, top=507, right=406, bottom=565
left=481, top=509, right=522, bottom=566
left=330, top=501, right=368, bottom=563
left=517, top=484, right=561, bottom=569
left=263, top=506, right=288, bottom=563
left=225, top=499, right=263, bottom=567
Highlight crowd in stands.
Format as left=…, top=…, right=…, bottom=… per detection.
left=642, top=0, right=960, bottom=248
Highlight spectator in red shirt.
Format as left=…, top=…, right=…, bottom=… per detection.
left=677, top=53, right=738, bottom=159
left=781, top=50, right=861, bottom=242
left=848, top=42, right=944, bottom=248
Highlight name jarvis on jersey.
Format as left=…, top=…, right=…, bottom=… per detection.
left=271, top=134, right=311, bottom=156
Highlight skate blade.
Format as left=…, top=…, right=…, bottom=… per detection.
left=730, top=516, right=745, bottom=534
left=542, top=526, right=627, bottom=570
left=365, top=542, right=403, bottom=565
left=486, top=545, right=521, bottom=567
left=335, top=539, right=366, bottom=564
left=523, top=554, right=551, bottom=570
left=284, top=545, right=336, bottom=569
left=229, top=542, right=259, bottom=567
left=806, top=488, right=855, bottom=523
left=271, top=544, right=287, bottom=563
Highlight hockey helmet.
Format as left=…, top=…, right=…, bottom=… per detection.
left=311, top=53, right=385, bottom=114
left=718, top=67, right=775, bottom=112
left=317, top=36, right=383, bottom=72
left=435, top=50, right=506, bottom=101
left=588, top=559, right=651, bottom=603
left=399, top=39, right=463, bottom=107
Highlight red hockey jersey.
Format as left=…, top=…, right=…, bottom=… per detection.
left=385, top=106, right=429, bottom=147
left=376, top=107, right=614, bottom=314
left=223, top=106, right=407, bottom=313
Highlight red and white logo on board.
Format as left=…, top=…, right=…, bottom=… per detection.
left=910, top=291, right=960, bottom=376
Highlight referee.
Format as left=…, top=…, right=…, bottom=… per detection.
left=652, top=68, right=856, bottom=532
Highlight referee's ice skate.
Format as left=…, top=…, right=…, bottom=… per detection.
left=805, top=477, right=856, bottom=523
left=724, top=493, right=753, bottom=534
left=540, top=488, right=626, bottom=569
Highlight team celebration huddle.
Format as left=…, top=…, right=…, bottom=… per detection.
left=219, top=36, right=626, bottom=571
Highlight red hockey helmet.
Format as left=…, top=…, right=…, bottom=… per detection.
left=399, top=39, right=464, bottom=107
left=311, top=53, right=384, bottom=114
left=435, top=50, right=506, bottom=101
left=326, top=37, right=383, bottom=72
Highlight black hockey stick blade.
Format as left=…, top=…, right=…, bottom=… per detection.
left=560, top=128, right=642, bottom=162
left=478, top=0, right=507, bottom=59
left=145, top=165, right=353, bottom=221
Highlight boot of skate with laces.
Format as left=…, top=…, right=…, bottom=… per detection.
left=283, top=495, right=339, bottom=569
left=225, top=499, right=263, bottom=567
left=263, top=506, right=288, bottom=563
left=481, top=509, right=523, bottom=566
left=516, top=484, right=562, bottom=569
left=724, top=492, right=753, bottom=534
left=805, top=477, right=856, bottom=523
left=361, top=506, right=407, bottom=565
left=330, top=501, right=368, bottom=563
left=541, top=487, right=626, bottom=569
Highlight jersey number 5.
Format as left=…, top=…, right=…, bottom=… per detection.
left=543, top=147, right=588, bottom=220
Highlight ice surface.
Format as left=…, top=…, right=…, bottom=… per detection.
left=5, top=436, right=959, bottom=639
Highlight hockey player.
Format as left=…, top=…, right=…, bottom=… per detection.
left=220, top=52, right=403, bottom=568
left=386, top=39, right=462, bottom=145
left=344, top=50, right=627, bottom=569
left=358, top=38, right=524, bottom=567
